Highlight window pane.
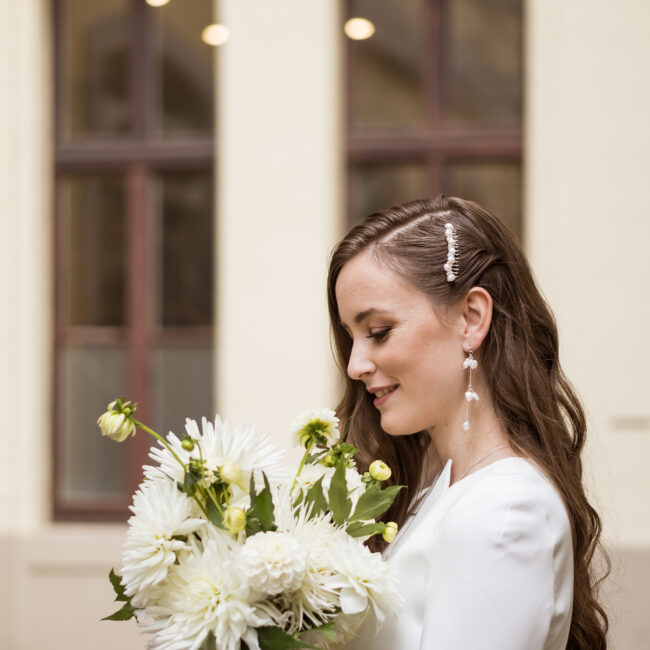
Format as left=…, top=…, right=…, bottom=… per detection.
left=445, top=161, right=522, bottom=237
left=350, top=162, right=428, bottom=223
left=151, top=0, right=215, bottom=136
left=60, top=175, right=126, bottom=326
left=58, top=345, right=128, bottom=501
left=152, top=345, right=213, bottom=439
left=442, top=0, right=523, bottom=125
left=348, top=0, right=427, bottom=129
left=155, top=172, right=213, bottom=326
left=60, top=0, right=131, bottom=139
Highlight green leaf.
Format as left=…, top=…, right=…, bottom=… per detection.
left=102, top=601, right=135, bottom=621
left=103, top=568, right=136, bottom=621
left=198, top=631, right=216, bottom=650
left=108, top=568, right=128, bottom=602
left=308, top=621, right=337, bottom=641
left=257, top=626, right=319, bottom=650
left=206, top=497, right=226, bottom=530
left=303, top=476, right=328, bottom=518
left=328, top=459, right=351, bottom=525
left=350, top=484, right=404, bottom=522
left=246, top=472, right=277, bottom=535
left=183, top=466, right=203, bottom=497
left=257, top=473, right=277, bottom=531
left=346, top=521, right=388, bottom=538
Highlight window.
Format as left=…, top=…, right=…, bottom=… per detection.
left=346, top=0, right=523, bottom=236
left=53, top=0, right=215, bottom=520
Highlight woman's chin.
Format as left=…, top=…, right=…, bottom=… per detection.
left=380, top=414, right=419, bottom=437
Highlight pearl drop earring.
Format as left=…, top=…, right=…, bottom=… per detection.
left=462, top=348, right=479, bottom=432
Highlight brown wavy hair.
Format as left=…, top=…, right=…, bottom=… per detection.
left=327, top=196, right=609, bottom=649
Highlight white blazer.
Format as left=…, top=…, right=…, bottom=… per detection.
left=345, top=457, right=574, bottom=649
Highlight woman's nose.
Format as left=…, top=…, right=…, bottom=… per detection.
left=347, top=343, right=375, bottom=380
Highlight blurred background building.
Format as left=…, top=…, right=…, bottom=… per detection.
left=0, top=0, right=648, bottom=647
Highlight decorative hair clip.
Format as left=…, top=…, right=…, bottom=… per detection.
left=443, top=222, right=459, bottom=282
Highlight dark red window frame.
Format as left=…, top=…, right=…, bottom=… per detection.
left=52, top=0, right=214, bottom=521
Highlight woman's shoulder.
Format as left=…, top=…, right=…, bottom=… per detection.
left=442, top=457, right=572, bottom=550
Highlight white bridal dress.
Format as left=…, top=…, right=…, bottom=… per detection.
left=346, top=457, right=574, bottom=650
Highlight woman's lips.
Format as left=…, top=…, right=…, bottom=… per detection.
left=373, top=385, right=398, bottom=407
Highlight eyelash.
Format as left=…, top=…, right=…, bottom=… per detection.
left=366, top=327, right=392, bottom=342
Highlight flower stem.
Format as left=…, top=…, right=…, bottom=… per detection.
left=206, top=486, right=225, bottom=516
left=133, top=419, right=186, bottom=469
left=291, top=442, right=314, bottom=493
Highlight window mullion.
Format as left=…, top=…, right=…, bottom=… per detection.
left=126, top=163, right=154, bottom=494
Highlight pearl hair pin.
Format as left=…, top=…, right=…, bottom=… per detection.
left=443, top=222, right=459, bottom=282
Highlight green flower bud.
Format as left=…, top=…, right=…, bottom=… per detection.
left=382, top=521, right=398, bottom=543
left=290, top=408, right=340, bottom=449
left=224, top=507, right=246, bottom=534
left=369, top=460, right=392, bottom=482
left=322, top=452, right=336, bottom=467
left=181, top=437, right=195, bottom=451
left=97, top=405, right=135, bottom=442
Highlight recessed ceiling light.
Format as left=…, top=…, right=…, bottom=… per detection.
left=344, top=17, right=375, bottom=41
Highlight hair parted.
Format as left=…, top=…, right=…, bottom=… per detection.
left=327, top=195, right=609, bottom=649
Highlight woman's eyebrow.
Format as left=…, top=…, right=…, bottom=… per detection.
left=354, top=308, right=379, bottom=324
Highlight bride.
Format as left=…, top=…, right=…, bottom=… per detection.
left=327, top=196, right=608, bottom=649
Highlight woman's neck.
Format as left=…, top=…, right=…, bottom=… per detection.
left=426, top=383, right=514, bottom=486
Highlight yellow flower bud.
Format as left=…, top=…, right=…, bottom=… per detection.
left=382, top=521, right=398, bottom=543
left=369, top=460, right=392, bottom=482
left=220, top=461, right=243, bottom=485
left=97, top=408, right=135, bottom=442
left=224, top=507, right=246, bottom=534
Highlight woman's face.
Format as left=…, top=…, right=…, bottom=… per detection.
left=335, top=250, right=465, bottom=436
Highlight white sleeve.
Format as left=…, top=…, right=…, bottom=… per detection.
left=419, top=472, right=574, bottom=650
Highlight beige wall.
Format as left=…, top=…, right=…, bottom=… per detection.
left=216, top=0, right=343, bottom=464
left=526, top=2, right=650, bottom=643
left=526, top=0, right=650, bottom=550
left=1, top=0, right=649, bottom=648
left=0, top=0, right=52, bottom=536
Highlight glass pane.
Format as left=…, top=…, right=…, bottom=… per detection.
left=151, top=0, right=215, bottom=136
left=156, top=172, right=213, bottom=326
left=60, top=0, right=131, bottom=139
left=152, top=345, right=213, bottom=439
left=445, top=161, right=522, bottom=237
left=350, top=162, right=428, bottom=224
left=58, top=345, right=128, bottom=500
left=60, top=175, right=126, bottom=326
left=442, top=0, right=523, bottom=125
left=348, top=0, right=427, bottom=129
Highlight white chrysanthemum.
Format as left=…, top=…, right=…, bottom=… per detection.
left=290, top=408, right=340, bottom=448
left=144, top=415, right=288, bottom=508
left=270, top=486, right=345, bottom=631
left=327, top=536, right=402, bottom=625
left=239, top=531, right=307, bottom=596
left=120, top=478, right=205, bottom=607
left=141, top=532, right=269, bottom=650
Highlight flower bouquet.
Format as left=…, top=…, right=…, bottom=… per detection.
left=98, top=399, right=404, bottom=650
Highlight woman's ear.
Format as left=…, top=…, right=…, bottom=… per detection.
left=461, top=287, right=493, bottom=351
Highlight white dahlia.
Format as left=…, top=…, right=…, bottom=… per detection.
left=239, top=531, right=308, bottom=596
left=120, top=478, right=205, bottom=608
left=144, top=415, right=288, bottom=508
left=141, top=533, right=269, bottom=650
left=327, top=535, right=402, bottom=624
left=270, top=487, right=344, bottom=631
